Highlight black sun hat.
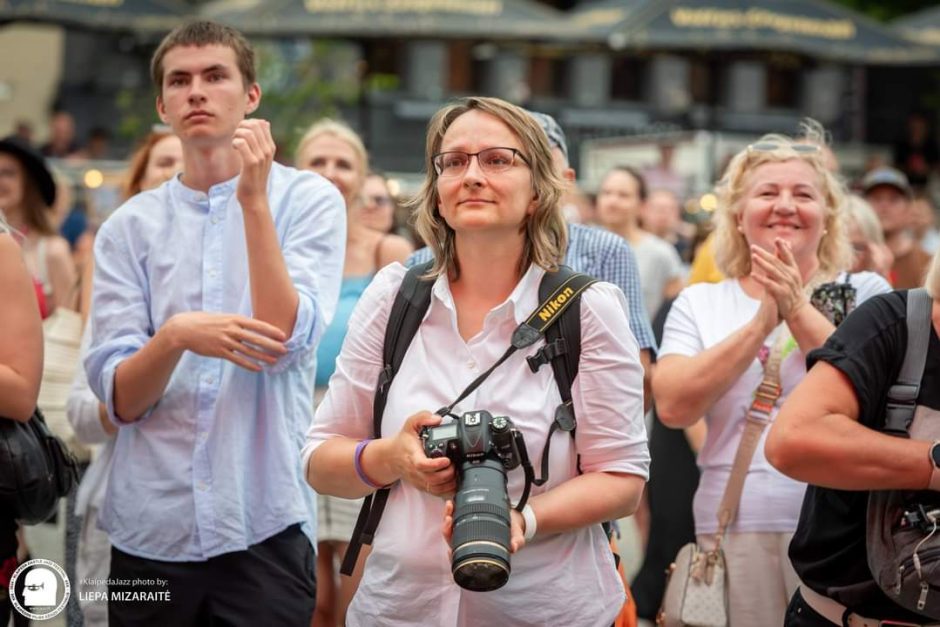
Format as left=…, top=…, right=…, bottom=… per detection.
left=0, top=136, right=56, bottom=207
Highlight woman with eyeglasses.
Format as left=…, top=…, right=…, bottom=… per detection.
left=302, top=97, right=649, bottom=626
left=652, top=121, right=890, bottom=625
left=295, top=119, right=412, bottom=627
left=360, top=171, right=398, bottom=235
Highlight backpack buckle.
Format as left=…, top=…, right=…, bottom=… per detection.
left=376, top=364, right=393, bottom=394
left=554, top=402, right=576, bottom=432
left=526, top=339, right=568, bottom=373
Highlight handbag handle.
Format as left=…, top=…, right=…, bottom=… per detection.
left=713, top=329, right=789, bottom=547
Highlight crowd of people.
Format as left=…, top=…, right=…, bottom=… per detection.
left=1, top=17, right=940, bottom=627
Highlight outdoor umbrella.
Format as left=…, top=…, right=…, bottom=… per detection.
left=569, top=0, right=940, bottom=64
left=0, top=0, right=192, bottom=32
left=200, top=0, right=568, bottom=40
left=893, top=6, right=940, bottom=48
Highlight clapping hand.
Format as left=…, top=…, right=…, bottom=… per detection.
left=750, top=239, right=809, bottom=322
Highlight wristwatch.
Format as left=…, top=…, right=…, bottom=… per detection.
left=928, top=441, right=940, bottom=491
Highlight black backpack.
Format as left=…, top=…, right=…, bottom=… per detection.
left=867, top=288, right=940, bottom=618
left=341, top=260, right=598, bottom=575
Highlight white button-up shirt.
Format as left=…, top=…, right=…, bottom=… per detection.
left=87, top=164, right=345, bottom=560
left=303, top=262, right=649, bottom=627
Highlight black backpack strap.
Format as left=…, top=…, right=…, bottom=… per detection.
left=523, top=266, right=596, bottom=487
left=342, top=261, right=434, bottom=576
left=884, top=288, right=933, bottom=435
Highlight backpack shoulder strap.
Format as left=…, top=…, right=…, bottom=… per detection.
left=885, top=288, right=933, bottom=435
left=525, top=266, right=597, bottom=484
left=536, top=265, right=587, bottom=424
left=372, top=260, right=435, bottom=438
left=342, top=260, right=434, bottom=576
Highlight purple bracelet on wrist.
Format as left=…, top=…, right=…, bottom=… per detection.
left=354, top=439, right=385, bottom=490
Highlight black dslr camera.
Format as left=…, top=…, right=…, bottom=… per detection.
left=421, top=410, right=523, bottom=592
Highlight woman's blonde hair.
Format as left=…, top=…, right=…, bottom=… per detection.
left=713, top=119, right=852, bottom=279
left=845, top=194, right=885, bottom=245
left=410, top=96, right=567, bottom=279
left=294, top=118, right=368, bottom=176
left=925, top=249, right=940, bottom=299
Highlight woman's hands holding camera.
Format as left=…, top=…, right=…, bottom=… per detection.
left=392, top=411, right=456, bottom=497
left=441, top=500, right=526, bottom=554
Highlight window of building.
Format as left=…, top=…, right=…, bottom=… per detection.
left=610, top=55, right=645, bottom=101
left=766, top=54, right=802, bottom=109
left=363, top=39, right=403, bottom=91
left=529, top=56, right=568, bottom=99
left=448, top=41, right=474, bottom=93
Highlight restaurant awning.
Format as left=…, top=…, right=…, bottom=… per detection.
left=893, top=6, right=940, bottom=48
left=0, top=0, right=191, bottom=32
left=568, top=0, right=940, bottom=64
left=200, top=0, right=568, bottom=39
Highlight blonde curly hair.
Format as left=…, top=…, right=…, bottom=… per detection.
left=713, top=119, right=852, bottom=279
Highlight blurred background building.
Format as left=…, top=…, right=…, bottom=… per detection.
left=3, top=0, right=940, bottom=203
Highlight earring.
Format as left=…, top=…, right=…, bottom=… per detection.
left=822, top=229, right=829, bottom=236
left=737, top=225, right=744, bottom=233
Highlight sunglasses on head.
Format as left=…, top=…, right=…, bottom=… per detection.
left=747, top=141, right=821, bottom=154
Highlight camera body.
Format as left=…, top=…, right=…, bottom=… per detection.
left=422, top=410, right=521, bottom=471
left=421, top=410, right=523, bottom=592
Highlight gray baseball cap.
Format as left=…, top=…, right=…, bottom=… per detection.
left=527, top=111, right=568, bottom=164
left=862, top=167, right=913, bottom=198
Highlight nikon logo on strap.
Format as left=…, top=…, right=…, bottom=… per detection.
left=538, top=286, right=575, bottom=322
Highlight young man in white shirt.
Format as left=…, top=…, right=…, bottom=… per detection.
left=85, top=21, right=345, bottom=625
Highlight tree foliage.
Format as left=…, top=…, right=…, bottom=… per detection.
left=830, top=0, right=940, bottom=23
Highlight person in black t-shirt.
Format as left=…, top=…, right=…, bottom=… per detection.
left=766, top=250, right=940, bottom=626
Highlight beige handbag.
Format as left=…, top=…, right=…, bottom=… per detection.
left=38, top=304, right=91, bottom=462
left=657, top=333, right=787, bottom=627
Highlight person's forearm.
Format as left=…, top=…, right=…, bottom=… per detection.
left=784, top=303, right=835, bottom=356
left=241, top=202, right=299, bottom=338
left=307, top=437, right=400, bottom=498
left=528, top=472, right=645, bottom=537
left=654, top=320, right=766, bottom=428
left=0, top=367, right=40, bottom=422
left=770, top=411, right=932, bottom=491
left=112, top=323, right=185, bottom=423
left=640, top=350, right=653, bottom=413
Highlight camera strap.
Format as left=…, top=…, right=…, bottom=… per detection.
left=341, top=263, right=596, bottom=576
left=435, top=268, right=597, bottom=418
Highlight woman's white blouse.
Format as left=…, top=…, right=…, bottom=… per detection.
left=303, top=262, right=649, bottom=627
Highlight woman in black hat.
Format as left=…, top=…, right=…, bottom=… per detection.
left=0, top=136, right=77, bottom=317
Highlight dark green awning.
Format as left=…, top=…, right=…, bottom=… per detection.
left=894, top=6, right=940, bottom=48
left=569, top=0, right=940, bottom=64
left=0, top=0, right=191, bottom=31
left=200, top=0, right=568, bottom=39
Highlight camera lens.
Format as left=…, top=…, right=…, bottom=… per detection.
left=450, top=458, right=512, bottom=591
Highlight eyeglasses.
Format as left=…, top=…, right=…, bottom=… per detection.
left=24, top=583, right=44, bottom=591
left=747, top=141, right=821, bottom=154
left=432, top=147, right=529, bottom=178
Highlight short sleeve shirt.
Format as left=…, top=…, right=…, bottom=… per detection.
left=790, top=291, right=940, bottom=621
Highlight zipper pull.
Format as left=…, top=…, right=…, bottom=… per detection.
left=895, top=565, right=904, bottom=596
left=918, top=581, right=929, bottom=611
